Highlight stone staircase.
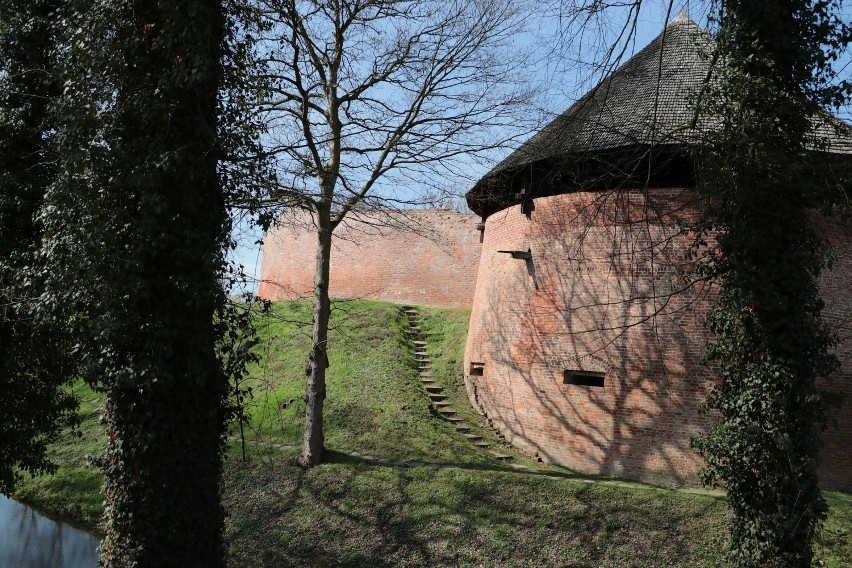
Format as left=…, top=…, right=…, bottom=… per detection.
left=402, top=305, right=512, bottom=461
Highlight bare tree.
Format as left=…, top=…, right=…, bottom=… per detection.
left=255, top=0, right=536, bottom=465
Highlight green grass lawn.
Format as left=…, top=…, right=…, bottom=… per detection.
left=12, top=299, right=852, bottom=566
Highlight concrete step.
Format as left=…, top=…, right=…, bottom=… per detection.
left=489, top=451, right=512, bottom=461
left=454, top=423, right=472, bottom=433
left=427, top=393, right=447, bottom=401
left=473, top=441, right=491, bottom=448
left=412, top=340, right=427, bottom=346
left=437, top=407, right=457, bottom=415
left=420, top=378, right=436, bottom=385
left=433, top=400, right=453, bottom=408
left=464, top=433, right=483, bottom=441
left=444, top=415, right=465, bottom=423
left=425, top=385, right=443, bottom=393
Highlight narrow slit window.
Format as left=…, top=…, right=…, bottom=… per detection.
left=469, top=362, right=485, bottom=376
left=563, top=370, right=605, bottom=387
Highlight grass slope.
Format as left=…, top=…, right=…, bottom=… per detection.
left=13, top=382, right=106, bottom=527
left=11, top=300, right=852, bottom=567
left=237, top=300, right=499, bottom=465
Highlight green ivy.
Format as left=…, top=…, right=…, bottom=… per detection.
left=691, top=1, right=851, bottom=566
left=32, top=0, right=260, bottom=565
left=0, top=0, right=79, bottom=493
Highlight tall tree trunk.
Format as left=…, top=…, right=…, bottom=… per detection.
left=692, top=1, right=843, bottom=565
left=55, top=0, right=232, bottom=565
left=100, top=355, right=227, bottom=567
left=301, top=206, right=332, bottom=467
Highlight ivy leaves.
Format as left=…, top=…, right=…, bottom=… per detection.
left=691, top=1, right=849, bottom=565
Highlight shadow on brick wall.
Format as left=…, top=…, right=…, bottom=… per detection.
left=466, top=190, right=852, bottom=488
left=466, top=189, right=722, bottom=484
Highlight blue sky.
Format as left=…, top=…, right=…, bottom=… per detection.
left=229, top=1, right=851, bottom=293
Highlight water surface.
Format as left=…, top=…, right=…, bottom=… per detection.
left=0, top=494, right=99, bottom=567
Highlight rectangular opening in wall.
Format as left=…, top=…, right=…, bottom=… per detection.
left=563, top=370, right=605, bottom=387
left=469, top=362, right=485, bottom=376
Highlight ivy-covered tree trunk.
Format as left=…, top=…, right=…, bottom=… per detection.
left=693, top=1, right=849, bottom=565
left=0, top=0, right=78, bottom=491
left=99, top=2, right=228, bottom=565
left=42, top=0, right=231, bottom=565
left=695, top=166, right=836, bottom=566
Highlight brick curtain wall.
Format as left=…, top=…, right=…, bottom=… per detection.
left=258, top=209, right=482, bottom=309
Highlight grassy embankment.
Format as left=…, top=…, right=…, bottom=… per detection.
left=13, top=299, right=852, bottom=567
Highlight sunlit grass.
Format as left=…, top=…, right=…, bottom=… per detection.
left=11, top=299, right=850, bottom=567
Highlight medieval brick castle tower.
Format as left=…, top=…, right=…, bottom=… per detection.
left=260, top=17, right=852, bottom=489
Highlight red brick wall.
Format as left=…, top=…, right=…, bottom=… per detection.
left=818, top=216, right=852, bottom=490
left=465, top=190, right=852, bottom=489
left=258, top=210, right=482, bottom=308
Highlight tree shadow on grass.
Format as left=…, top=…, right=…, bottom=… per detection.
left=325, top=449, right=610, bottom=483
left=223, top=452, right=728, bottom=568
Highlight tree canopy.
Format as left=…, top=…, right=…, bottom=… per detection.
left=0, top=0, right=79, bottom=494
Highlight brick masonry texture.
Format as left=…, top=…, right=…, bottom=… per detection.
left=464, top=190, right=852, bottom=489
left=258, top=210, right=482, bottom=308
left=817, top=216, right=852, bottom=490
left=257, top=199, right=851, bottom=488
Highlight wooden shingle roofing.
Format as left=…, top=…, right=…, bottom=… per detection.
left=467, top=16, right=852, bottom=217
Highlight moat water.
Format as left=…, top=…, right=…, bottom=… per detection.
left=0, top=494, right=99, bottom=567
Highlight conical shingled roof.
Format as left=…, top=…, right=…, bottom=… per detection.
left=468, top=16, right=852, bottom=216
left=492, top=17, right=713, bottom=172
